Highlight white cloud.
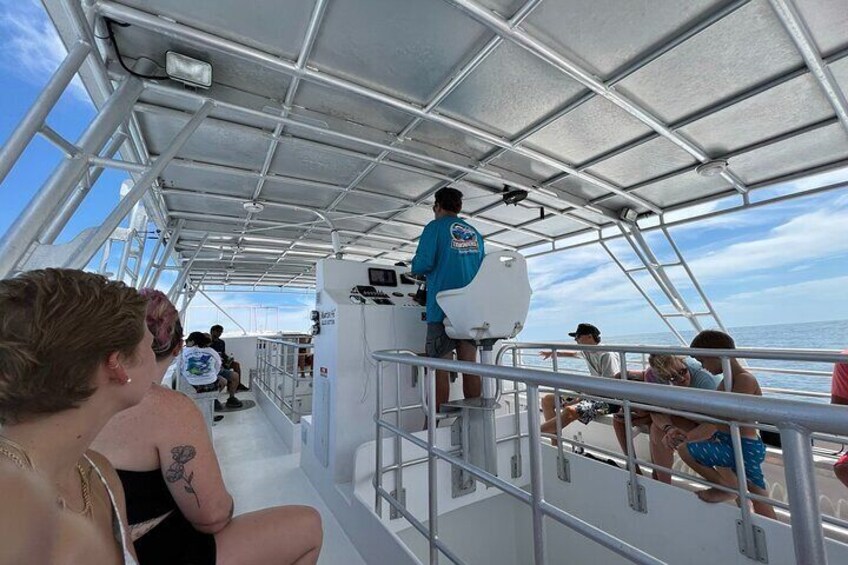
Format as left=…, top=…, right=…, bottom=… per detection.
left=684, top=201, right=848, bottom=281
left=0, top=0, right=88, bottom=101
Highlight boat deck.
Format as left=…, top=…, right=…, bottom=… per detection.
left=212, top=392, right=367, bottom=565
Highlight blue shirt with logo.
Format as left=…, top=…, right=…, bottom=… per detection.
left=411, top=216, right=484, bottom=323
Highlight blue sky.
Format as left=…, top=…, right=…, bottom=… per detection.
left=2, top=0, right=848, bottom=340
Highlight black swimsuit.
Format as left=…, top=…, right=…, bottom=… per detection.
left=117, top=469, right=216, bottom=565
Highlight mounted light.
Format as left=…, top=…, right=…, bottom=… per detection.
left=619, top=207, right=639, bottom=223
left=165, top=51, right=212, bottom=89
left=696, top=159, right=729, bottom=177
left=502, top=186, right=529, bottom=205
left=243, top=201, right=265, bottom=214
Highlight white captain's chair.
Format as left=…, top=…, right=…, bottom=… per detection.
left=437, top=250, right=532, bottom=352
left=436, top=251, right=531, bottom=477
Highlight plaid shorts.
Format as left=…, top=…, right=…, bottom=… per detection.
left=574, top=399, right=621, bottom=425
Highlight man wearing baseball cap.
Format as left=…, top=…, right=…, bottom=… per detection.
left=411, top=187, right=485, bottom=415
left=540, top=323, right=632, bottom=448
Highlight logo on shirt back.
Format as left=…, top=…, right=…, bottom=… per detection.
left=186, top=353, right=215, bottom=377
left=450, top=222, right=479, bottom=253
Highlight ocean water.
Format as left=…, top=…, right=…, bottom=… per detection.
left=519, top=319, right=848, bottom=403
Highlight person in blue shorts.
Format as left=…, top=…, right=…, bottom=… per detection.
left=644, top=354, right=720, bottom=484
left=673, top=330, right=777, bottom=518
left=411, top=187, right=484, bottom=413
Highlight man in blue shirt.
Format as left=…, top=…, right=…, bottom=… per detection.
left=411, top=187, right=485, bottom=412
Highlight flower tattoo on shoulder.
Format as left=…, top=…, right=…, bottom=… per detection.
left=165, top=445, right=200, bottom=507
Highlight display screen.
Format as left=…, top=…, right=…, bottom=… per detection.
left=368, top=268, right=397, bottom=287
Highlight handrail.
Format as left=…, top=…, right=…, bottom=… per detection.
left=374, top=352, right=847, bottom=434
left=254, top=338, right=313, bottom=421
left=373, top=345, right=848, bottom=565
left=496, top=341, right=848, bottom=364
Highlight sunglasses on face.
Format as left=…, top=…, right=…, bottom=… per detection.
left=662, top=365, right=688, bottom=384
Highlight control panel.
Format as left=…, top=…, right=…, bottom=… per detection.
left=347, top=283, right=421, bottom=307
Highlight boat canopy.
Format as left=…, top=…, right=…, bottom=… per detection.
left=35, top=0, right=848, bottom=290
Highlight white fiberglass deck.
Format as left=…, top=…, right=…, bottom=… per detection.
left=212, top=392, right=366, bottom=565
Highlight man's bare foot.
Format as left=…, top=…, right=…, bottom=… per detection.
left=697, top=487, right=736, bottom=503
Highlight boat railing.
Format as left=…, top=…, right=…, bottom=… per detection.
left=372, top=344, right=848, bottom=565
left=497, top=343, right=844, bottom=458
left=255, top=335, right=314, bottom=423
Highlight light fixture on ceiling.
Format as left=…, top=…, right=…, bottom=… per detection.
left=696, top=159, right=729, bottom=177
left=243, top=201, right=265, bottom=214
left=502, top=186, right=529, bottom=205
left=619, top=207, right=639, bottom=223
left=165, top=51, right=212, bottom=89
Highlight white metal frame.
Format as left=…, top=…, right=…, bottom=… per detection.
left=255, top=336, right=315, bottom=423
left=373, top=345, right=848, bottom=565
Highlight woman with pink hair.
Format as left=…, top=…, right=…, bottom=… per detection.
left=93, top=289, right=323, bottom=565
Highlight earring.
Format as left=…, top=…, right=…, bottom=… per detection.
left=126, top=378, right=132, bottom=384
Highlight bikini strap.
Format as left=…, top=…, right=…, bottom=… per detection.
left=83, top=455, right=138, bottom=565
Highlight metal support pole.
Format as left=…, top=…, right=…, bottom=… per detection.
left=779, top=425, right=828, bottom=565
left=620, top=352, right=644, bottom=512
left=149, top=219, right=185, bottom=288
left=116, top=227, right=135, bottom=283
left=41, top=132, right=127, bottom=244
left=728, top=422, right=757, bottom=559
left=138, top=230, right=165, bottom=288
left=427, top=361, right=439, bottom=565
left=0, top=40, right=91, bottom=186
left=39, top=125, right=81, bottom=157
left=374, top=361, right=384, bottom=518
left=97, top=238, right=112, bottom=275
left=0, top=74, right=143, bottom=278
left=167, top=234, right=208, bottom=300
left=195, top=288, right=248, bottom=336
left=65, top=101, right=213, bottom=270
left=526, top=384, right=547, bottom=565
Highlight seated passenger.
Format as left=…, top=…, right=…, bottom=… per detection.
left=93, top=290, right=323, bottom=565
left=0, top=268, right=154, bottom=564
left=674, top=330, right=777, bottom=518
left=540, top=324, right=645, bottom=458
left=210, top=325, right=246, bottom=391
left=831, top=348, right=848, bottom=488
left=644, top=354, right=720, bottom=483
left=183, top=331, right=242, bottom=409
left=1, top=464, right=113, bottom=565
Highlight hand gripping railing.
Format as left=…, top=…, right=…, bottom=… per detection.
left=373, top=345, right=848, bottom=565
left=255, top=336, right=314, bottom=422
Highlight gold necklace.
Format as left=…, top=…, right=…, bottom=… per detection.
left=0, top=435, right=93, bottom=518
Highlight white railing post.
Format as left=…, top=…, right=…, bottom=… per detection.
left=620, top=351, right=645, bottom=513
left=374, top=361, right=384, bottom=518
left=427, top=359, right=439, bottom=565
left=780, top=424, right=828, bottom=565
left=525, top=384, right=547, bottom=565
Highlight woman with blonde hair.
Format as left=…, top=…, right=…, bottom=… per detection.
left=0, top=268, right=157, bottom=564
left=645, top=353, right=719, bottom=483
left=93, top=289, right=323, bottom=565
